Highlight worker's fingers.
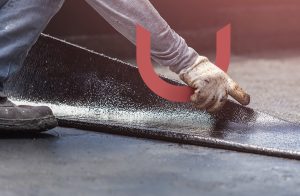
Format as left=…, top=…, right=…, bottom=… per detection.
left=194, top=93, right=217, bottom=110
left=227, top=78, right=250, bottom=106
left=191, top=89, right=207, bottom=103
left=190, top=79, right=212, bottom=103
left=207, top=92, right=228, bottom=113
left=191, top=92, right=210, bottom=110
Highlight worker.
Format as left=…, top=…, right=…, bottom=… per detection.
left=0, top=0, right=250, bottom=131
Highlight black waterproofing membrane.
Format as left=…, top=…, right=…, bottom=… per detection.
left=5, top=34, right=300, bottom=160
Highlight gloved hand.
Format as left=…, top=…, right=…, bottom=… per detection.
left=179, top=56, right=250, bottom=113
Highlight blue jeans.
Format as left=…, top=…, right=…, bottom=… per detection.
left=0, top=0, right=198, bottom=91
left=0, top=0, right=64, bottom=91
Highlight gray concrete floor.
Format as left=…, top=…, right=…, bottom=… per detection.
left=230, top=53, right=300, bottom=123
left=1, top=127, right=300, bottom=196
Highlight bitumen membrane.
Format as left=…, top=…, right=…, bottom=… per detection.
left=1, top=35, right=300, bottom=195
left=5, top=34, right=300, bottom=161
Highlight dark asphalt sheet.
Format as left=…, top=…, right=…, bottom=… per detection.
left=5, top=34, right=300, bottom=160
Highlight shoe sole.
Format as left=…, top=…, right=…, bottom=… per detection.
left=0, top=115, right=58, bottom=133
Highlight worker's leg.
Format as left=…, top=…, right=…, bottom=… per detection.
left=0, top=0, right=64, bottom=131
left=0, top=0, right=64, bottom=91
left=85, top=0, right=199, bottom=74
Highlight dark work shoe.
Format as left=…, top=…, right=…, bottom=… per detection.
left=0, top=94, right=58, bottom=132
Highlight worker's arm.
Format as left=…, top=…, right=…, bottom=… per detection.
left=86, top=0, right=250, bottom=112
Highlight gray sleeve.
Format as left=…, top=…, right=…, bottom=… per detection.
left=85, top=0, right=199, bottom=73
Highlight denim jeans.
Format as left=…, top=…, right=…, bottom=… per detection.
left=0, top=0, right=64, bottom=91
left=0, top=0, right=198, bottom=91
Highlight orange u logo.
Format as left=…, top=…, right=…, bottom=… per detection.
left=136, top=24, right=231, bottom=103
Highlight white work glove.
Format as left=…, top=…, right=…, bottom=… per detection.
left=179, top=56, right=250, bottom=113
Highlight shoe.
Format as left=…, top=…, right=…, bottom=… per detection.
left=0, top=93, right=58, bottom=132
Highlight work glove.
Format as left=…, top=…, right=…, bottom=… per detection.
left=179, top=56, right=250, bottom=113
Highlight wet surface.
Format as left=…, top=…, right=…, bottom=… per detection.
left=5, top=35, right=300, bottom=160
left=2, top=127, right=300, bottom=196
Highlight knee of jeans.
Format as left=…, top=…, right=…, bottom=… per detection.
left=0, top=0, right=8, bottom=7
left=41, top=0, right=65, bottom=10
left=2, top=0, right=65, bottom=12
left=22, top=0, right=65, bottom=11
left=26, top=0, right=65, bottom=21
